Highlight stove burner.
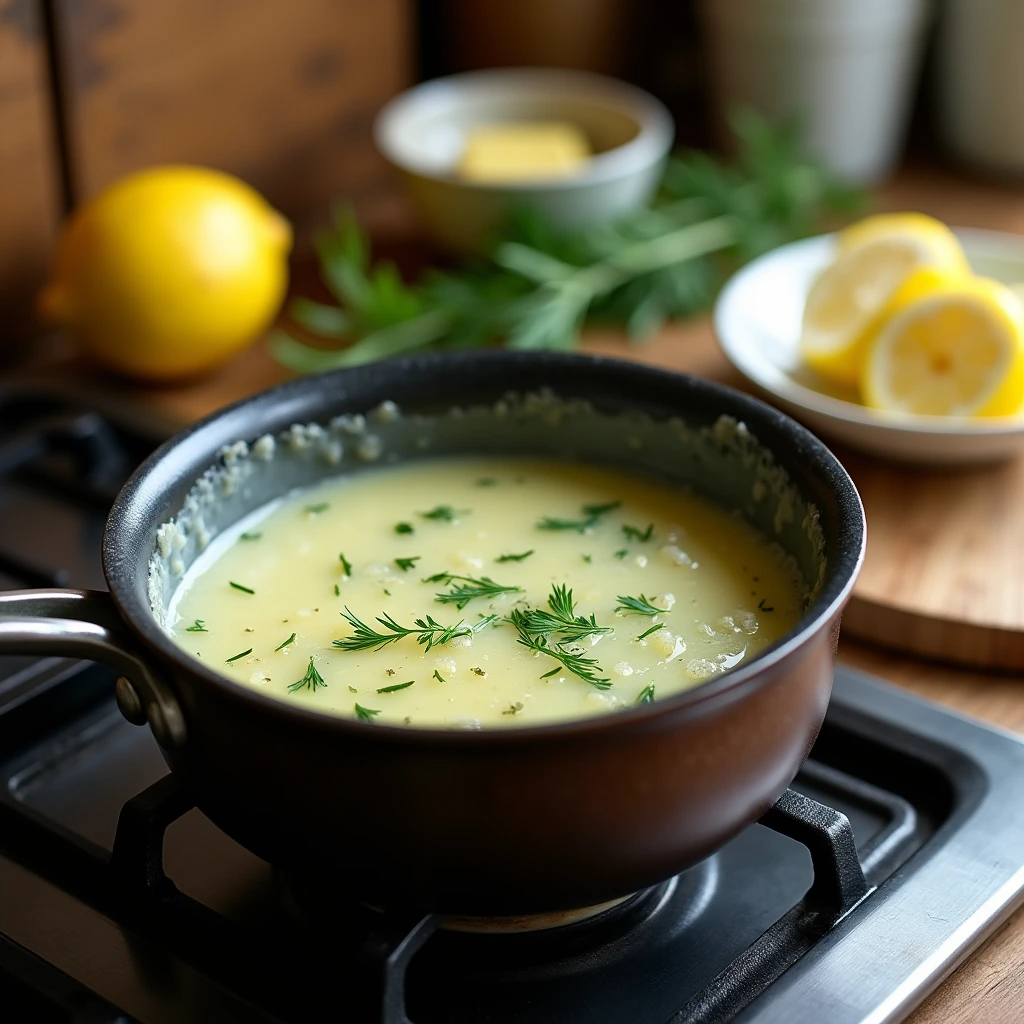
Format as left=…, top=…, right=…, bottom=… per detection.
left=442, top=890, right=650, bottom=933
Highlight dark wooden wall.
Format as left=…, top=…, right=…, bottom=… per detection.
left=0, top=0, right=414, bottom=342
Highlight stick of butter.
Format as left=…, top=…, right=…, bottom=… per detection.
left=458, top=122, right=591, bottom=183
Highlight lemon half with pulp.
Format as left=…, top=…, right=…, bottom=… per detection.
left=860, top=268, right=1024, bottom=418
left=801, top=213, right=969, bottom=387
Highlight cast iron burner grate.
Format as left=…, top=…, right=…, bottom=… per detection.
left=105, top=774, right=881, bottom=1024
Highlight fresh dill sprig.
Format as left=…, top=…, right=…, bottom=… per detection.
left=419, top=505, right=465, bottom=522
left=239, top=532, right=262, bottom=541
left=537, top=500, right=621, bottom=534
left=184, top=619, right=208, bottom=632
left=395, top=522, right=414, bottom=534
left=338, top=553, right=353, bottom=576
left=275, top=632, right=297, bottom=651
left=354, top=703, right=381, bottom=722
left=518, top=583, right=612, bottom=644
left=225, top=648, right=252, bottom=664
left=615, top=594, right=663, bottom=616
left=622, top=523, right=654, bottom=542
left=426, top=572, right=523, bottom=610
left=395, top=556, right=421, bottom=572
left=496, top=550, right=534, bottom=563
left=509, top=608, right=611, bottom=689
left=377, top=680, right=415, bottom=694
left=637, top=622, right=665, bottom=641
left=229, top=581, right=255, bottom=594
left=305, top=502, right=330, bottom=515
left=637, top=684, right=656, bottom=704
left=289, top=657, right=326, bottom=693
left=272, top=115, right=862, bottom=374
left=334, top=607, right=476, bottom=652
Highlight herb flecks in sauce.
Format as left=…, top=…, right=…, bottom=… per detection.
left=419, top=505, right=465, bottom=522
left=225, top=648, right=252, bottom=664
left=354, top=703, right=381, bottom=722
left=622, top=523, right=654, bottom=543
left=240, top=532, right=262, bottom=541
left=229, top=581, right=255, bottom=594
left=496, top=550, right=534, bottom=563
left=394, top=522, right=414, bottom=535
left=275, top=632, right=297, bottom=651
left=637, top=684, right=655, bottom=704
left=169, top=457, right=804, bottom=727
left=185, top=619, right=208, bottom=632
left=304, top=503, right=330, bottom=515
left=537, top=500, right=620, bottom=534
left=377, top=680, right=415, bottom=694
left=338, top=553, right=353, bottom=577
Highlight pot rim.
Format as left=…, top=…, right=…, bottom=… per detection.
left=103, top=351, right=865, bottom=747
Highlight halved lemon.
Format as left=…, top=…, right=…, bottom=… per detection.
left=801, top=214, right=970, bottom=387
left=860, top=268, right=1024, bottom=417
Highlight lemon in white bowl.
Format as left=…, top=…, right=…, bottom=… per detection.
left=861, top=267, right=1024, bottom=418
left=800, top=213, right=969, bottom=387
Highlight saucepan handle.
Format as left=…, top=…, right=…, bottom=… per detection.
left=0, top=588, right=186, bottom=748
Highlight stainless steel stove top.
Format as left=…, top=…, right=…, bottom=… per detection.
left=0, top=388, right=1022, bottom=1024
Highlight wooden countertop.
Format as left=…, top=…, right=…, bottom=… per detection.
left=17, top=159, right=1024, bottom=1022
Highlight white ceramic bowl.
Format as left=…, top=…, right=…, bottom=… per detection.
left=714, top=227, right=1024, bottom=464
left=374, top=69, right=674, bottom=253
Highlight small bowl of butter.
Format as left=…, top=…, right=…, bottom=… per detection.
left=374, top=69, right=674, bottom=252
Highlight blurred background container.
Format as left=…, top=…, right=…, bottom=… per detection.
left=698, top=0, right=931, bottom=184
left=938, top=0, right=1024, bottom=175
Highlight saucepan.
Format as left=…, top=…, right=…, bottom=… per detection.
left=0, top=352, right=864, bottom=916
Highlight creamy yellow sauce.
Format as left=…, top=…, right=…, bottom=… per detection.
left=169, top=458, right=804, bottom=728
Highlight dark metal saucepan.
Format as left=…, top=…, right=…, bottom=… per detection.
left=0, top=353, right=864, bottom=916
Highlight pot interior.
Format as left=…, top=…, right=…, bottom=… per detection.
left=148, top=389, right=827, bottom=637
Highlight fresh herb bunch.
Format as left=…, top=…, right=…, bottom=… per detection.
left=271, top=111, right=862, bottom=372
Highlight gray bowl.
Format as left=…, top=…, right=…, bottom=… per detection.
left=374, top=69, right=675, bottom=252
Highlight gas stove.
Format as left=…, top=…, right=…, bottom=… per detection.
left=1, top=390, right=1024, bottom=1024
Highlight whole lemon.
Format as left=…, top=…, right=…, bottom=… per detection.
left=39, top=166, right=292, bottom=381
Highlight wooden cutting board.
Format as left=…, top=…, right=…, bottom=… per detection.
left=19, top=161, right=1024, bottom=672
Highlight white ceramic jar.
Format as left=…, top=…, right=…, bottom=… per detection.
left=699, top=0, right=932, bottom=184
left=938, top=0, right=1024, bottom=175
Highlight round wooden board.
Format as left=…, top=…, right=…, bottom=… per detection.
left=838, top=450, right=1024, bottom=671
